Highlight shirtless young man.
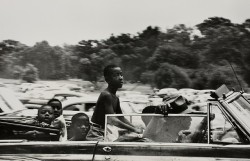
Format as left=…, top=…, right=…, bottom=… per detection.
left=86, top=64, right=142, bottom=141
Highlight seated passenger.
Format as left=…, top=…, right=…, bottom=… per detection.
left=68, top=113, right=90, bottom=141
left=48, top=99, right=67, bottom=141
left=214, top=127, right=240, bottom=143
left=24, top=105, right=56, bottom=140
left=142, top=95, right=197, bottom=143
left=25, top=104, right=54, bottom=127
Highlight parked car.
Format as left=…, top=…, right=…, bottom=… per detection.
left=18, top=89, right=90, bottom=104
left=24, top=95, right=97, bottom=112
left=0, top=87, right=91, bottom=125
left=25, top=96, right=146, bottom=114
left=1, top=84, right=250, bottom=160
left=61, top=97, right=96, bottom=112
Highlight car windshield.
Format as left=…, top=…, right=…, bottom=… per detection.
left=105, top=114, right=206, bottom=143
left=227, top=95, right=250, bottom=132
left=0, top=87, right=26, bottom=114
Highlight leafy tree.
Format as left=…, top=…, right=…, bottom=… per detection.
left=161, top=24, right=193, bottom=46
left=22, top=64, right=39, bottom=83
left=0, top=40, right=27, bottom=73
left=136, top=26, right=160, bottom=52
left=147, top=24, right=199, bottom=73
left=12, top=65, right=24, bottom=79
left=148, top=43, right=199, bottom=71
left=154, top=63, right=191, bottom=89
left=194, top=17, right=250, bottom=87
left=238, top=19, right=250, bottom=84
left=190, top=69, right=209, bottom=89
left=196, top=17, right=234, bottom=35
left=18, top=41, right=71, bottom=79
left=75, top=40, right=102, bottom=58
left=72, top=40, right=105, bottom=80
left=205, top=63, right=247, bottom=91
left=140, top=71, right=155, bottom=84
left=195, top=26, right=243, bottom=65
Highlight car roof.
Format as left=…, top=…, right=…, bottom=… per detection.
left=24, top=89, right=88, bottom=100
left=61, top=96, right=97, bottom=108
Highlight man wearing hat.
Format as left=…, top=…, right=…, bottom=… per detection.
left=142, top=94, right=205, bottom=143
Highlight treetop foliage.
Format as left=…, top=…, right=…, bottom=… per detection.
left=1, top=17, right=250, bottom=90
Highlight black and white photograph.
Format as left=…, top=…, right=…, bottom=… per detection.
left=1, top=0, right=250, bottom=160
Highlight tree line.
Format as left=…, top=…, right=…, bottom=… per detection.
left=1, top=17, right=250, bottom=90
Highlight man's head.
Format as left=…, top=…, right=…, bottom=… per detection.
left=71, top=113, right=90, bottom=139
left=103, top=64, right=123, bottom=89
left=47, top=99, right=62, bottom=118
left=37, top=105, right=54, bottom=124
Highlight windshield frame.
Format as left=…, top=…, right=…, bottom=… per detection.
left=217, top=92, right=250, bottom=140
left=0, top=87, right=26, bottom=115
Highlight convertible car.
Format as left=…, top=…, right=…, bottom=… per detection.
left=1, top=84, right=250, bottom=160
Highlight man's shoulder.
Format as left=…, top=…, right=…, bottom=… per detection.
left=100, top=91, right=119, bottom=99
left=100, top=90, right=112, bottom=97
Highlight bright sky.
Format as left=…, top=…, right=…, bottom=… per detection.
left=0, top=0, right=249, bottom=46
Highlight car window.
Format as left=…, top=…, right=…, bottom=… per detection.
left=228, top=95, right=250, bottom=131
left=64, top=103, right=95, bottom=112
left=105, top=114, right=207, bottom=143
left=64, top=104, right=85, bottom=111
left=210, top=104, right=242, bottom=143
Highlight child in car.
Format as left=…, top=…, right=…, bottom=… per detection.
left=24, top=105, right=56, bottom=140
left=69, top=113, right=90, bottom=141
left=48, top=98, right=67, bottom=141
left=26, top=104, right=55, bottom=127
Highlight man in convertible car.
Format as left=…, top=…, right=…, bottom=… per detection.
left=141, top=94, right=209, bottom=143
left=86, top=64, right=143, bottom=141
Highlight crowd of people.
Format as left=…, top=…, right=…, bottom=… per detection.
left=21, top=64, right=214, bottom=143
left=23, top=64, right=143, bottom=142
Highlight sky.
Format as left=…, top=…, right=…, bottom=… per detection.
left=0, top=0, right=250, bottom=46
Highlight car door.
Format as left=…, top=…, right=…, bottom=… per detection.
left=90, top=113, right=250, bottom=161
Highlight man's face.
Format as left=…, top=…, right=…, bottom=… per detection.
left=109, top=67, right=124, bottom=88
left=38, top=105, right=54, bottom=124
left=49, top=101, right=62, bottom=118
